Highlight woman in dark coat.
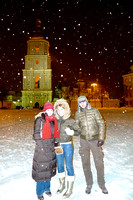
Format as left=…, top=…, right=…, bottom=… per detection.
left=32, top=102, right=60, bottom=200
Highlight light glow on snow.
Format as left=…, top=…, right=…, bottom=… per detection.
left=0, top=108, right=133, bottom=200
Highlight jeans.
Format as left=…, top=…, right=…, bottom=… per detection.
left=56, top=143, right=74, bottom=176
left=36, top=181, right=50, bottom=196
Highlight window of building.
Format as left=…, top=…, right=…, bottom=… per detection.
left=35, top=45, right=39, bottom=52
left=35, top=76, right=40, bottom=88
left=129, top=76, right=131, bottom=82
left=129, top=86, right=132, bottom=93
left=125, top=78, right=127, bottom=83
left=36, top=60, right=39, bottom=64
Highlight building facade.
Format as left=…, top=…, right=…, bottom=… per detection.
left=54, top=72, right=120, bottom=108
left=122, top=65, right=133, bottom=106
left=22, top=22, right=52, bottom=108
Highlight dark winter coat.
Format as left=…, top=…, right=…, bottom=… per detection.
left=75, top=106, right=105, bottom=141
left=54, top=99, right=81, bottom=143
left=32, top=115, right=56, bottom=182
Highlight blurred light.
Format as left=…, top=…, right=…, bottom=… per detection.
left=91, top=83, right=97, bottom=87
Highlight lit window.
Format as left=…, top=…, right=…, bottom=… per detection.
left=36, top=60, right=39, bottom=64
left=35, top=76, right=40, bottom=88
left=129, top=77, right=131, bottom=82
left=35, top=45, right=39, bottom=52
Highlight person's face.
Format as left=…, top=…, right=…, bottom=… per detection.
left=45, top=109, right=53, bottom=116
left=57, top=106, right=65, bottom=117
left=79, top=101, right=87, bottom=108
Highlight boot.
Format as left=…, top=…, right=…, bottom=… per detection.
left=45, top=191, right=52, bottom=197
left=57, top=177, right=65, bottom=193
left=63, top=176, right=75, bottom=199
left=100, top=186, right=108, bottom=194
left=101, top=186, right=108, bottom=194
left=63, top=181, right=74, bottom=198
left=37, top=196, right=44, bottom=200
left=85, top=185, right=92, bottom=194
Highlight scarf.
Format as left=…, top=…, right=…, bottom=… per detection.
left=42, top=115, right=60, bottom=139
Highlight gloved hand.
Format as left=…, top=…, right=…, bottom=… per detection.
left=54, top=141, right=60, bottom=147
left=65, top=127, right=74, bottom=136
left=55, top=146, right=63, bottom=154
left=97, top=140, right=104, bottom=147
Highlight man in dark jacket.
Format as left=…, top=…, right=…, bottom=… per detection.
left=75, top=96, right=108, bottom=194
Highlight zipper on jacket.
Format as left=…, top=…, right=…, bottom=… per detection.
left=85, top=109, right=89, bottom=140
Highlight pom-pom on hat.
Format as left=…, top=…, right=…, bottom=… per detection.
left=43, top=102, right=54, bottom=112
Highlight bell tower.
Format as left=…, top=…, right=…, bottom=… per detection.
left=22, top=19, right=52, bottom=108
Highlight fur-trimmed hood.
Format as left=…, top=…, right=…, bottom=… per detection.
left=54, top=99, right=71, bottom=120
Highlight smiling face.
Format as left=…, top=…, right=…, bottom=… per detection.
left=57, top=106, right=65, bottom=117
left=45, top=109, right=53, bottom=116
left=79, top=101, right=87, bottom=108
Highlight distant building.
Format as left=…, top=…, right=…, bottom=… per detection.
left=0, top=91, right=22, bottom=109
left=54, top=72, right=120, bottom=108
left=122, top=65, right=133, bottom=106
left=55, top=72, right=109, bottom=101
left=22, top=19, right=52, bottom=108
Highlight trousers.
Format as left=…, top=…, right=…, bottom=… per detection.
left=56, top=143, right=74, bottom=176
left=36, top=181, right=50, bottom=196
left=79, top=138, right=105, bottom=188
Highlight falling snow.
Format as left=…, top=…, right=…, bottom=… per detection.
left=0, top=0, right=133, bottom=98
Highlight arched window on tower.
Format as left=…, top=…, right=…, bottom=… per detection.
left=35, top=45, right=39, bottom=52
left=35, top=76, right=40, bottom=88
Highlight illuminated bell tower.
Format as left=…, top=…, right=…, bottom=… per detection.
left=22, top=19, right=52, bottom=108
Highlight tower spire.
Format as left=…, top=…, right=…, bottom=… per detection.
left=32, top=19, right=44, bottom=38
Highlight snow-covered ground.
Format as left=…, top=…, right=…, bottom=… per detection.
left=0, top=108, right=133, bottom=200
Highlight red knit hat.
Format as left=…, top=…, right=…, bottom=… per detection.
left=43, top=102, right=54, bottom=112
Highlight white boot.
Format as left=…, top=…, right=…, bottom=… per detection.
left=57, top=172, right=65, bottom=194
left=63, top=176, right=74, bottom=198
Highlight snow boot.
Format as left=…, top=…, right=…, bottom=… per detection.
left=100, top=186, right=108, bottom=194
left=85, top=185, right=92, bottom=194
left=45, top=191, right=52, bottom=197
left=62, top=176, right=74, bottom=198
left=63, top=181, right=74, bottom=198
left=57, top=177, right=65, bottom=193
left=37, top=196, right=44, bottom=200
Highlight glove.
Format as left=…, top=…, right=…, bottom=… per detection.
left=54, top=141, right=60, bottom=147
left=55, top=146, right=63, bottom=154
left=97, top=140, right=104, bottom=147
left=65, top=127, right=74, bottom=136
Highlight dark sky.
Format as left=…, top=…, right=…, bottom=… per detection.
left=0, top=0, right=133, bottom=98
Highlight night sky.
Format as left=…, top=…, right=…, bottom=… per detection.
left=0, top=0, right=133, bottom=98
